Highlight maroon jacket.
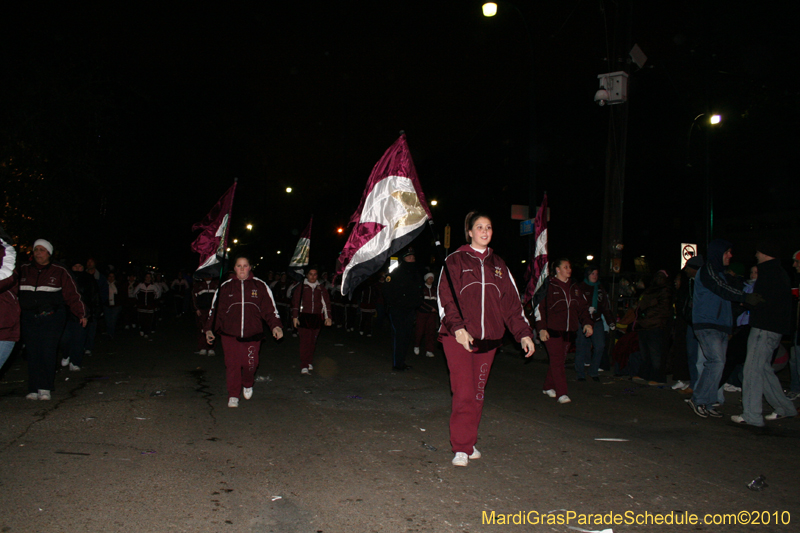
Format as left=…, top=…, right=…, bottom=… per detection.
left=535, top=277, right=593, bottom=333
left=0, top=234, right=20, bottom=342
left=437, top=245, right=532, bottom=342
left=291, top=280, right=332, bottom=319
left=18, top=261, right=86, bottom=319
left=205, top=273, right=281, bottom=339
left=577, top=281, right=613, bottom=324
left=419, top=284, right=437, bottom=314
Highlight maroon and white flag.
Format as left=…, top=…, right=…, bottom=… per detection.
left=288, top=216, right=312, bottom=282
left=191, top=181, right=237, bottom=277
left=525, top=193, right=548, bottom=305
left=337, top=134, right=432, bottom=297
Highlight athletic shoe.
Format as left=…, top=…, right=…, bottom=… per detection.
left=452, top=452, right=469, bottom=467
left=292, top=333, right=298, bottom=338
left=140, top=331, right=144, bottom=337
left=469, top=447, right=481, bottom=460
left=84, top=350, right=91, bottom=355
left=765, top=412, right=790, bottom=421
left=301, top=368, right=310, bottom=375
left=61, top=357, right=70, bottom=367
left=557, top=395, right=571, bottom=404
left=25, top=392, right=39, bottom=400
left=208, top=349, right=216, bottom=356
left=308, top=364, right=313, bottom=370
left=38, top=390, right=51, bottom=401
left=786, top=391, right=800, bottom=401
left=366, top=334, right=372, bottom=337
left=243, top=387, right=253, bottom=400
left=730, top=415, right=747, bottom=424
left=228, top=397, right=238, bottom=408
left=413, top=347, right=420, bottom=355
left=705, top=406, right=723, bottom=418
left=543, top=389, right=557, bottom=398
left=688, top=399, right=708, bottom=418
left=359, top=331, right=364, bottom=336
left=69, top=363, right=80, bottom=371
left=723, top=383, right=742, bottom=393
left=196, top=349, right=208, bottom=356
left=425, top=351, right=435, bottom=358
left=671, top=380, right=690, bottom=390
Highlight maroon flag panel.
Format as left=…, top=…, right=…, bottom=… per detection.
left=191, top=181, right=237, bottom=277
left=525, top=193, right=548, bottom=305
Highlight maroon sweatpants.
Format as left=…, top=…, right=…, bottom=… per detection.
left=414, top=312, right=438, bottom=353
left=220, top=336, right=260, bottom=398
left=543, top=336, right=571, bottom=397
left=298, top=327, right=321, bottom=369
left=443, top=335, right=497, bottom=454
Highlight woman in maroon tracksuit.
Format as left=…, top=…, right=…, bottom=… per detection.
left=205, top=257, right=283, bottom=408
left=291, top=267, right=332, bottom=374
left=438, top=211, right=535, bottom=467
left=534, top=258, right=594, bottom=404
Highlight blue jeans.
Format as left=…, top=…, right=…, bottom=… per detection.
left=692, top=329, right=728, bottom=406
left=742, top=328, right=798, bottom=426
left=574, top=320, right=605, bottom=378
left=0, top=340, right=15, bottom=370
left=104, top=305, right=122, bottom=339
left=789, top=344, right=800, bottom=393
left=686, top=325, right=701, bottom=388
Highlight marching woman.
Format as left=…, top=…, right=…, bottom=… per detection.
left=205, top=256, right=283, bottom=407
left=437, top=211, right=535, bottom=467
left=134, top=273, right=161, bottom=338
left=534, top=258, right=594, bottom=404
left=291, top=266, right=332, bottom=374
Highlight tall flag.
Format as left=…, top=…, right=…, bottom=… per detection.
left=191, top=181, right=237, bottom=277
left=525, top=193, right=548, bottom=304
left=337, top=134, right=432, bottom=297
left=288, top=216, right=312, bottom=281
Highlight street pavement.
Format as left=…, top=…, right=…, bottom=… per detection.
left=1, top=315, right=799, bottom=533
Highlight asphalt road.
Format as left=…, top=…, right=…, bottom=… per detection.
left=1, top=315, right=798, bottom=533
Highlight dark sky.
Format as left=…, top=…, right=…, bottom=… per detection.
left=2, top=1, right=798, bottom=278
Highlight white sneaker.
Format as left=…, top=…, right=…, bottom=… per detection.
left=557, top=395, right=571, bottom=404
left=308, top=364, right=313, bottom=370
left=413, top=347, right=420, bottom=355
left=196, top=349, right=207, bottom=356
left=359, top=331, right=364, bottom=336
left=25, top=392, right=39, bottom=400
left=671, top=380, right=690, bottom=391
left=140, top=331, right=144, bottom=337
left=469, top=447, right=481, bottom=460
left=301, top=368, right=310, bottom=375
left=243, top=387, right=253, bottom=400
left=228, top=397, right=238, bottom=408
left=125, top=325, right=130, bottom=330
left=38, top=390, right=51, bottom=401
left=452, top=452, right=469, bottom=467
left=84, top=349, right=91, bottom=355
left=208, top=349, right=216, bottom=356
left=69, top=363, right=80, bottom=371
left=543, top=389, right=557, bottom=398
left=425, top=351, right=435, bottom=358
left=723, top=383, right=742, bottom=393
left=61, top=357, right=70, bottom=367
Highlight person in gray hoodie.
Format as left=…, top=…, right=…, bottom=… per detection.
left=731, top=243, right=797, bottom=426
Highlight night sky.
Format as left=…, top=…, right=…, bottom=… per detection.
left=2, top=1, right=798, bottom=280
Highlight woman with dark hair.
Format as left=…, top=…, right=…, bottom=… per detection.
left=575, top=266, right=614, bottom=381
left=534, top=258, right=593, bottom=404
left=291, top=266, right=332, bottom=374
left=205, top=256, right=283, bottom=407
left=438, top=211, right=535, bottom=467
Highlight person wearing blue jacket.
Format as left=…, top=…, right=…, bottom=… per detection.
left=689, top=239, right=762, bottom=418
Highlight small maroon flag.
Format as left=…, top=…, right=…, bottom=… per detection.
left=525, top=193, right=548, bottom=304
left=288, top=216, right=312, bottom=282
left=191, top=181, right=237, bottom=277
left=337, top=134, right=432, bottom=297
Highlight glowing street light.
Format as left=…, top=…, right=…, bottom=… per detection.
left=430, top=200, right=438, bottom=206
left=277, top=250, right=281, bottom=255
left=233, top=239, right=238, bottom=244
left=482, top=2, right=497, bottom=17
left=586, top=255, right=594, bottom=261
left=336, top=227, right=344, bottom=234
left=285, top=187, right=293, bottom=193
left=246, top=224, right=253, bottom=231
left=710, top=114, right=721, bottom=125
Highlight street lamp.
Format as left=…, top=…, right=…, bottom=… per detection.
left=687, top=113, right=722, bottom=248
left=482, top=2, right=497, bottom=17
left=586, top=255, right=594, bottom=261
left=286, top=187, right=293, bottom=193
left=430, top=200, right=438, bottom=206
left=246, top=224, right=253, bottom=231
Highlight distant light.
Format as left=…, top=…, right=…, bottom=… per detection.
left=337, top=227, right=344, bottom=234
left=246, top=224, right=253, bottom=231
left=482, top=2, right=497, bottom=17
left=710, top=114, right=721, bottom=125
left=430, top=200, right=438, bottom=206
left=286, top=187, right=293, bottom=193
left=226, top=247, right=231, bottom=252
left=586, top=255, right=594, bottom=261
left=640, top=255, right=646, bottom=258
left=521, top=260, right=527, bottom=264
left=260, top=257, right=263, bottom=260
left=233, top=239, right=238, bottom=244
left=277, top=250, right=281, bottom=255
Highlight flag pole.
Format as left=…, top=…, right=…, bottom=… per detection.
left=209, top=178, right=238, bottom=337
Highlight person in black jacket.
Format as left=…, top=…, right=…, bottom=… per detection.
left=382, top=248, right=423, bottom=371
left=60, top=262, right=99, bottom=371
left=732, top=242, right=798, bottom=426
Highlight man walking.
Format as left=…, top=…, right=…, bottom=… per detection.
left=732, top=243, right=797, bottom=426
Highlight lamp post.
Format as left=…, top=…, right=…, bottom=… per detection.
left=482, top=2, right=538, bottom=258
left=687, top=113, right=722, bottom=250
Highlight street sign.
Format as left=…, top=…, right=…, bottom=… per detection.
left=681, top=243, right=698, bottom=269
left=520, top=219, right=534, bottom=236
left=443, top=224, right=451, bottom=250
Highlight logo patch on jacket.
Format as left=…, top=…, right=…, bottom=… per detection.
left=494, top=267, right=503, bottom=279
left=251, top=289, right=258, bottom=298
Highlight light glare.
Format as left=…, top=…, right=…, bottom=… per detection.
left=482, top=2, right=497, bottom=17
left=710, top=114, right=721, bottom=125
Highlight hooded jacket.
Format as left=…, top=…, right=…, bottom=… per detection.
left=437, top=245, right=532, bottom=342
left=693, top=239, right=747, bottom=333
left=206, top=272, right=282, bottom=339
left=18, top=261, right=86, bottom=319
